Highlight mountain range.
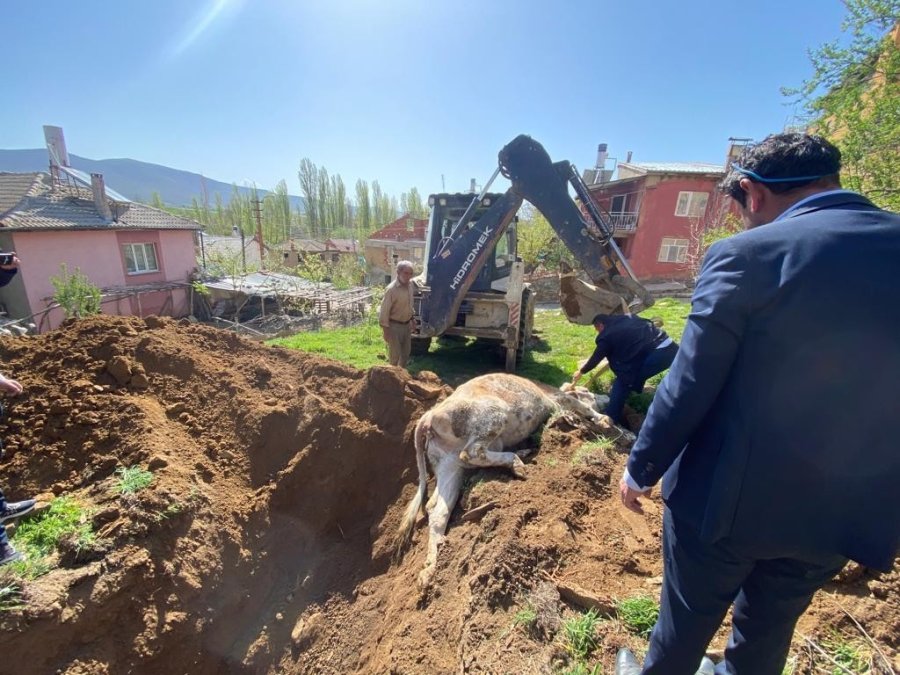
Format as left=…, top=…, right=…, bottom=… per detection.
left=0, top=149, right=304, bottom=210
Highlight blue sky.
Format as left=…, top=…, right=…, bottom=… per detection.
left=3, top=0, right=851, bottom=200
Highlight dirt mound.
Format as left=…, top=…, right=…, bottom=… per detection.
left=0, top=316, right=896, bottom=674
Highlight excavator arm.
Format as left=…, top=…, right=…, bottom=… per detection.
left=499, top=134, right=653, bottom=322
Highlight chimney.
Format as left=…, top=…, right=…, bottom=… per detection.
left=596, top=143, right=608, bottom=170
left=90, top=173, right=113, bottom=220
left=43, top=125, right=70, bottom=168
left=626, top=151, right=633, bottom=163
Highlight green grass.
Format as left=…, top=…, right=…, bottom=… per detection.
left=115, top=465, right=154, bottom=494
left=558, top=663, right=603, bottom=675
left=562, top=608, right=602, bottom=662
left=513, top=604, right=538, bottom=630
left=822, top=634, right=870, bottom=674
left=269, top=297, right=690, bottom=388
left=616, top=595, right=659, bottom=639
left=0, top=582, right=24, bottom=612
left=572, top=437, right=615, bottom=465
left=8, top=497, right=95, bottom=579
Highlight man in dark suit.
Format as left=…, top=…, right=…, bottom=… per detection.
left=615, top=133, right=900, bottom=675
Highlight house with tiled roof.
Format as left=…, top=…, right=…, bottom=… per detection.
left=323, top=238, right=360, bottom=265
left=583, top=143, right=743, bottom=279
left=0, top=170, right=201, bottom=332
left=364, top=213, right=428, bottom=283
left=280, top=238, right=327, bottom=268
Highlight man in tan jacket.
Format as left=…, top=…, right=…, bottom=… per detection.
left=379, top=260, right=416, bottom=367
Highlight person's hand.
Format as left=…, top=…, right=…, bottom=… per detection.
left=382, top=327, right=390, bottom=341
left=619, top=477, right=651, bottom=515
left=0, top=376, right=23, bottom=396
left=0, top=253, right=20, bottom=270
left=572, top=369, right=582, bottom=384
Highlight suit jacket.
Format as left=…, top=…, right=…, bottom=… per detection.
left=582, top=315, right=669, bottom=385
left=628, top=191, right=900, bottom=570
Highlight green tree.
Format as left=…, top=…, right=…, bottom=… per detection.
left=372, top=180, right=395, bottom=227
left=785, top=1, right=899, bottom=209
left=50, top=264, right=102, bottom=319
left=517, top=204, right=575, bottom=272
left=298, top=158, right=319, bottom=237
left=330, top=174, right=348, bottom=230
left=317, top=166, right=332, bottom=236
left=403, top=187, right=426, bottom=217
left=355, top=179, right=372, bottom=234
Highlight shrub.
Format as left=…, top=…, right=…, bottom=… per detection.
left=50, top=264, right=101, bottom=319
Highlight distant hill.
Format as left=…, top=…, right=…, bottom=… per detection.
left=0, top=149, right=304, bottom=210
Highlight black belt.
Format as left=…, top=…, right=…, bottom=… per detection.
left=390, top=319, right=412, bottom=324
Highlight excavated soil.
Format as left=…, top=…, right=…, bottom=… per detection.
left=0, top=315, right=896, bottom=674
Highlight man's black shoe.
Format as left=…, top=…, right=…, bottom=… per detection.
left=0, top=544, right=22, bottom=566
left=0, top=499, right=35, bottom=524
left=615, top=647, right=719, bottom=675
left=615, top=648, right=642, bottom=675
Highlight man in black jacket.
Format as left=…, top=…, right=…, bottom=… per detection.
left=572, top=313, right=678, bottom=424
left=617, top=133, right=900, bottom=674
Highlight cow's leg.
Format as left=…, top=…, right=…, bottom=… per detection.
left=420, top=456, right=464, bottom=587
left=554, top=393, right=614, bottom=430
left=460, top=437, right=527, bottom=478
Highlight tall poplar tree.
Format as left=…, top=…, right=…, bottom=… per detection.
left=298, top=158, right=319, bottom=237
left=355, top=179, right=371, bottom=234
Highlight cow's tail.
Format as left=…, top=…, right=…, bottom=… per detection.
left=395, top=414, right=430, bottom=556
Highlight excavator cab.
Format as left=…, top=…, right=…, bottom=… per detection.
left=423, top=193, right=517, bottom=293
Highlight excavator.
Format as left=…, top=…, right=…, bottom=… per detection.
left=411, top=134, right=653, bottom=372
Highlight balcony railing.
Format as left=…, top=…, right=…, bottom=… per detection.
left=607, top=212, right=638, bottom=232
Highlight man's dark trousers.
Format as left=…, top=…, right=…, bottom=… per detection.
left=0, top=487, right=8, bottom=547
left=606, top=342, right=678, bottom=423
left=642, top=509, right=846, bottom=675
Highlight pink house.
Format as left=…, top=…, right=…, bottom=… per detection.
left=0, top=171, right=200, bottom=332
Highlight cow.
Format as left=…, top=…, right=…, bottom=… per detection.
left=396, top=373, right=615, bottom=587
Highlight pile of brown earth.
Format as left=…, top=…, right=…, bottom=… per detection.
left=0, top=315, right=896, bottom=674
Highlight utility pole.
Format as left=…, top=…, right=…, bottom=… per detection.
left=252, top=198, right=265, bottom=270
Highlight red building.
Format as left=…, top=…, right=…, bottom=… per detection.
left=585, top=150, right=741, bottom=280
left=363, top=213, right=428, bottom=283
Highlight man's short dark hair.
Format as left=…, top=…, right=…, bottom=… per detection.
left=719, top=133, right=842, bottom=207
left=591, top=313, right=612, bottom=325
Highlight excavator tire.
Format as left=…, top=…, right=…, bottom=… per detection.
left=516, top=287, right=535, bottom=364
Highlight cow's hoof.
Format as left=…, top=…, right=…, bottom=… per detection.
left=511, top=456, right=527, bottom=478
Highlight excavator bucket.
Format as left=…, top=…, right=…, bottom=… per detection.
left=559, top=269, right=630, bottom=325
left=557, top=260, right=654, bottom=324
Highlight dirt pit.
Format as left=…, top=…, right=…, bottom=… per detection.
left=0, top=315, right=896, bottom=674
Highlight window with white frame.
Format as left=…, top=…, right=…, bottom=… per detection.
left=658, top=237, right=689, bottom=263
left=674, top=191, right=709, bottom=217
left=123, top=243, right=159, bottom=274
